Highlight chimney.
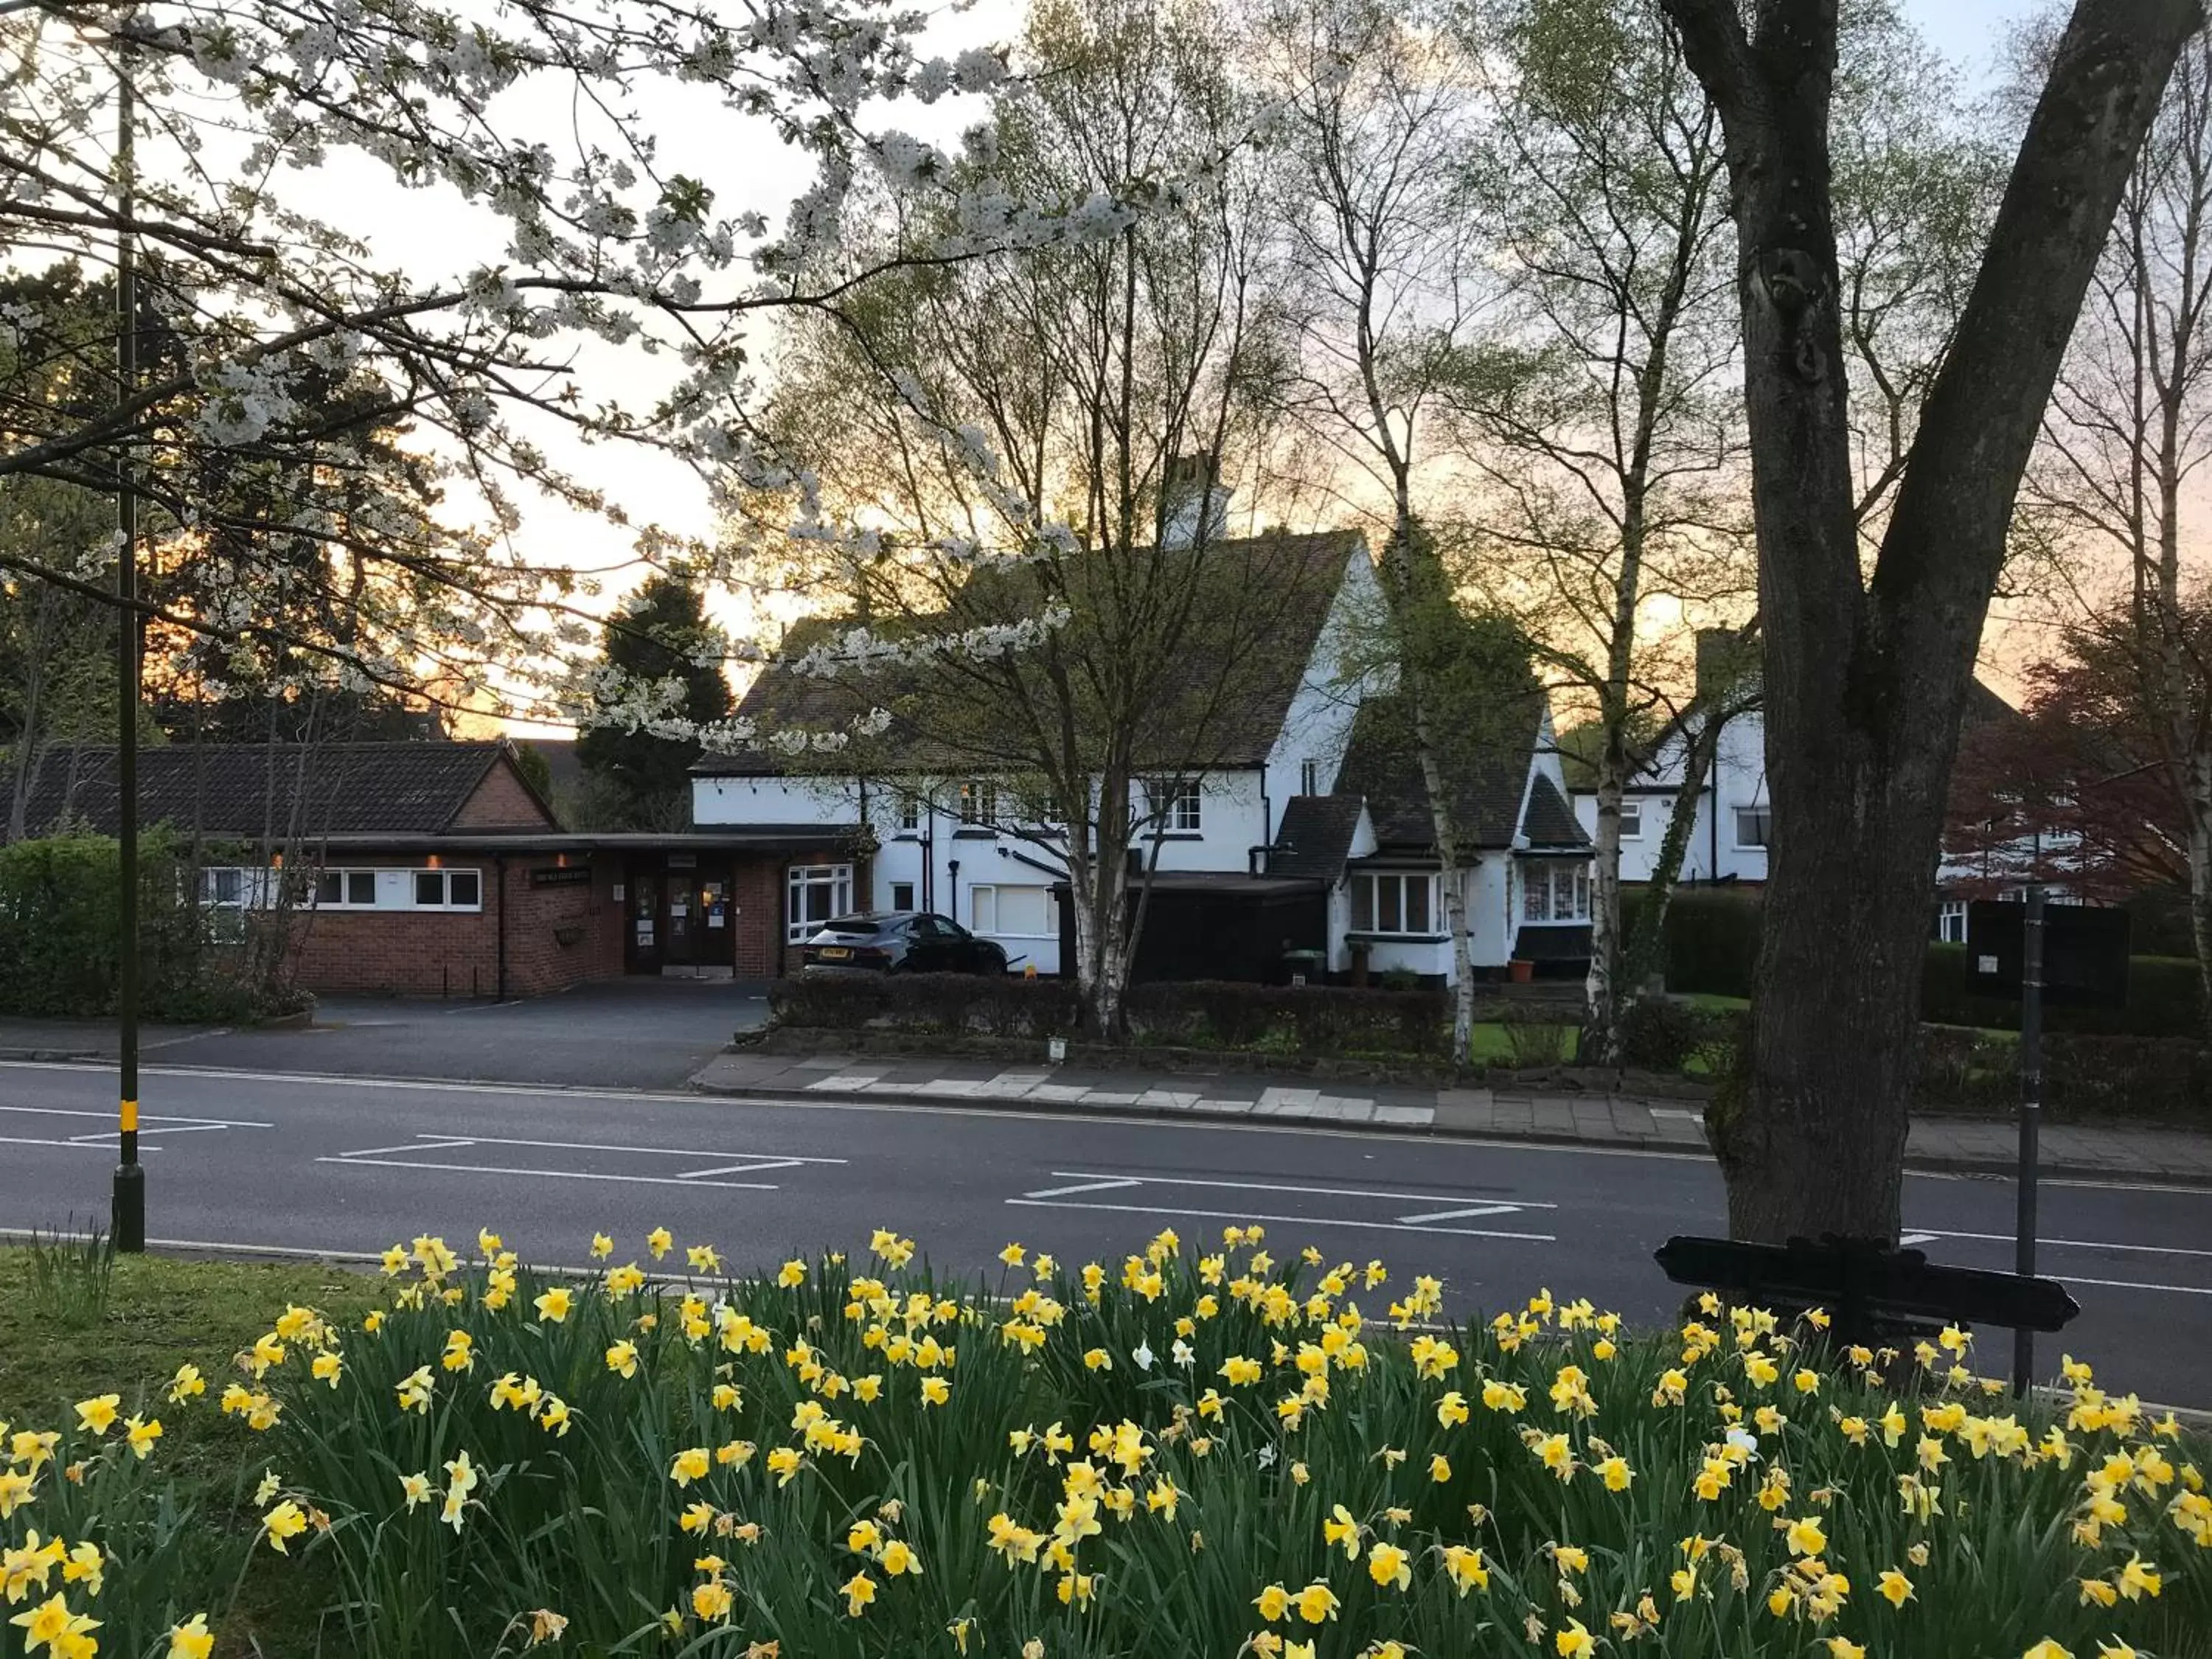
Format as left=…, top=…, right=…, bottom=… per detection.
left=1162, top=453, right=1230, bottom=549
left=1694, top=627, right=1756, bottom=703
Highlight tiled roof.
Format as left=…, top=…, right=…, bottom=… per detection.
left=1518, top=774, right=1590, bottom=850
left=696, top=531, right=1363, bottom=778
left=1335, top=684, right=1549, bottom=855
left=1268, top=794, right=1366, bottom=880
left=13, top=741, right=552, bottom=841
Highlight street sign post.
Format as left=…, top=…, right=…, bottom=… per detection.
left=1965, top=894, right=2128, bottom=1394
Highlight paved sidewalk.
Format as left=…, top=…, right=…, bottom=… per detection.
left=691, top=1049, right=2212, bottom=1188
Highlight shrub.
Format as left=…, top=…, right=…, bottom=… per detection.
left=1498, top=1006, right=1571, bottom=1068
left=1621, top=889, right=1764, bottom=998
left=2043, top=1032, right=2211, bottom=1120
left=1618, top=996, right=1705, bottom=1070
left=0, top=830, right=268, bottom=1020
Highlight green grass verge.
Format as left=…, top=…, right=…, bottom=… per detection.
left=1467, top=1022, right=1581, bottom=1064
left=0, top=1245, right=380, bottom=1656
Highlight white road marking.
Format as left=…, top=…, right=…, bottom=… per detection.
left=1899, top=1232, right=1938, bottom=1245
left=1023, top=1178, right=1144, bottom=1198
left=331, top=1131, right=846, bottom=1166
left=2062, top=1273, right=2212, bottom=1298
left=676, top=1159, right=813, bottom=1179
left=1039, top=1170, right=1557, bottom=1208
left=1007, top=1197, right=1555, bottom=1242
left=0, top=1135, right=140, bottom=1152
left=335, top=1137, right=478, bottom=1158
left=1398, top=1204, right=1525, bottom=1224
left=0, top=1103, right=272, bottom=1129
left=314, top=1155, right=782, bottom=1191
left=1909, top=1227, right=2212, bottom=1260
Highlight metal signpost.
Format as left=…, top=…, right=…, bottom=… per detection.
left=2012, top=886, right=2043, bottom=1396
left=1966, top=892, right=2129, bottom=1397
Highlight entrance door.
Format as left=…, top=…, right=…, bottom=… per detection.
left=626, top=872, right=663, bottom=973
left=666, top=872, right=698, bottom=967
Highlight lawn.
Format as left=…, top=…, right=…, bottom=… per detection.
left=1468, top=1022, right=1581, bottom=1065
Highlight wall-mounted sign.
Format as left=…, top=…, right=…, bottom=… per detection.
left=635, top=922, right=655, bottom=943
left=530, top=866, right=594, bottom=888
left=668, top=852, right=698, bottom=869
left=612, top=884, right=625, bottom=902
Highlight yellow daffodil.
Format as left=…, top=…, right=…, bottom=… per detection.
left=1555, top=1619, right=1593, bottom=1658
left=166, top=1613, right=215, bottom=1659
left=842, top=1571, right=877, bottom=1616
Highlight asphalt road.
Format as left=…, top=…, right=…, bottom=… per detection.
left=3, top=1058, right=2207, bottom=1407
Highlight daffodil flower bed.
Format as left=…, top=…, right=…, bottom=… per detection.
left=3, top=1225, right=2208, bottom=1659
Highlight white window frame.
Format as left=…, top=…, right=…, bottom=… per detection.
left=1151, top=778, right=1201, bottom=832
left=1733, top=805, right=1772, bottom=850
left=897, top=794, right=922, bottom=832
left=1349, top=872, right=1439, bottom=937
left=311, top=867, right=383, bottom=910
left=1935, top=899, right=1968, bottom=945
left=970, top=883, right=1052, bottom=938
left=410, top=867, right=483, bottom=912
left=1522, top=863, right=1592, bottom=925
left=889, top=880, right=916, bottom=912
left=1616, top=800, right=1644, bottom=840
left=957, top=779, right=998, bottom=825
left=198, top=866, right=282, bottom=910
left=786, top=863, right=855, bottom=942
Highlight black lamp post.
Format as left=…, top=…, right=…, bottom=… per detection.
left=111, top=33, right=145, bottom=1252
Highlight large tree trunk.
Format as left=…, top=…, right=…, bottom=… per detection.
left=2185, top=759, right=2212, bottom=1043
left=1667, top=0, right=2199, bottom=1242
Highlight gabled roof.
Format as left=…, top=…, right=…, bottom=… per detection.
left=1335, top=687, right=1553, bottom=855
left=1268, top=794, right=1366, bottom=880
left=696, top=530, right=1364, bottom=779
left=13, top=740, right=556, bottom=841
left=1517, top=774, right=1590, bottom=852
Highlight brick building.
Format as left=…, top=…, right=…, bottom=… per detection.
left=15, top=741, right=861, bottom=997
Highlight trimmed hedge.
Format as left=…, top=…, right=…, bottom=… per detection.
left=1628, top=890, right=2207, bottom=1039
left=768, top=975, right=1452, bottom=1060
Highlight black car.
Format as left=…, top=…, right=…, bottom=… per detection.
left=798, top=911, right=1010, bottom=975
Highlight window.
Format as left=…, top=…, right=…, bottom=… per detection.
left=1617, top=801, right=1644, bottom=840
left=1935, top=900, right=1967, bottom=944
left=958, top=780, right=998, bottom=825
left=890, top=881, right=915, bottom=911
left=1350, top=872, right=1436, bottom=936
left=1299, top=759, right=1318, bottom=796
left=897, top=795, right=922, bottom=832
left=787, top=863, right=855, bottom=942
left=198, top=866, right=282, bottom=909
left=972, top=883, right=1051, bottom=936
left=314, top=869, right=380, bottom=908
left=1734, top=806, right=1772, bottom=849
left=1522, top=864, right=1591, bottom=924
left=1151, top=778, right=1201, bottom=832
left=410, top=868, right=482, bottom=911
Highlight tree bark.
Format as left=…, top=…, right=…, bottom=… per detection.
left=1621, top=706, right=1731, bottom=995
left=1666, top=0, right=2201, bottom=1242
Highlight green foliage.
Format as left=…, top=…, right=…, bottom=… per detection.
left=4, top=1234, right=2204, bottom=1658
left=574, top=572, right=733, bottom=824
left=22, top=1222, right=115, bottom=1329
left=1621, top=888, right=1764, bottom=1000
left=0, top=830, right=267, bottom=1020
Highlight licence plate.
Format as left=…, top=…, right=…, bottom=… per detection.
left=818, top=947, right=852, bottom=960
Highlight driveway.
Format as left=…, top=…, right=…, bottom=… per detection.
left=0, top=979, right=769, bottom=1091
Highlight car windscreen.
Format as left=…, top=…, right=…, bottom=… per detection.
left=817, top=917, right=883, bottom=936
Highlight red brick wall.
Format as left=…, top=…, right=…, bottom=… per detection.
left=451, top=759, right=557, bottom=830
left=731, top=857, right=785, bottom=978
left=282, top=852, right=622, bottom=998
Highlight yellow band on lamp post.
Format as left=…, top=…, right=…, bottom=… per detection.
left=120, top=1099, right=138, bottom=1133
